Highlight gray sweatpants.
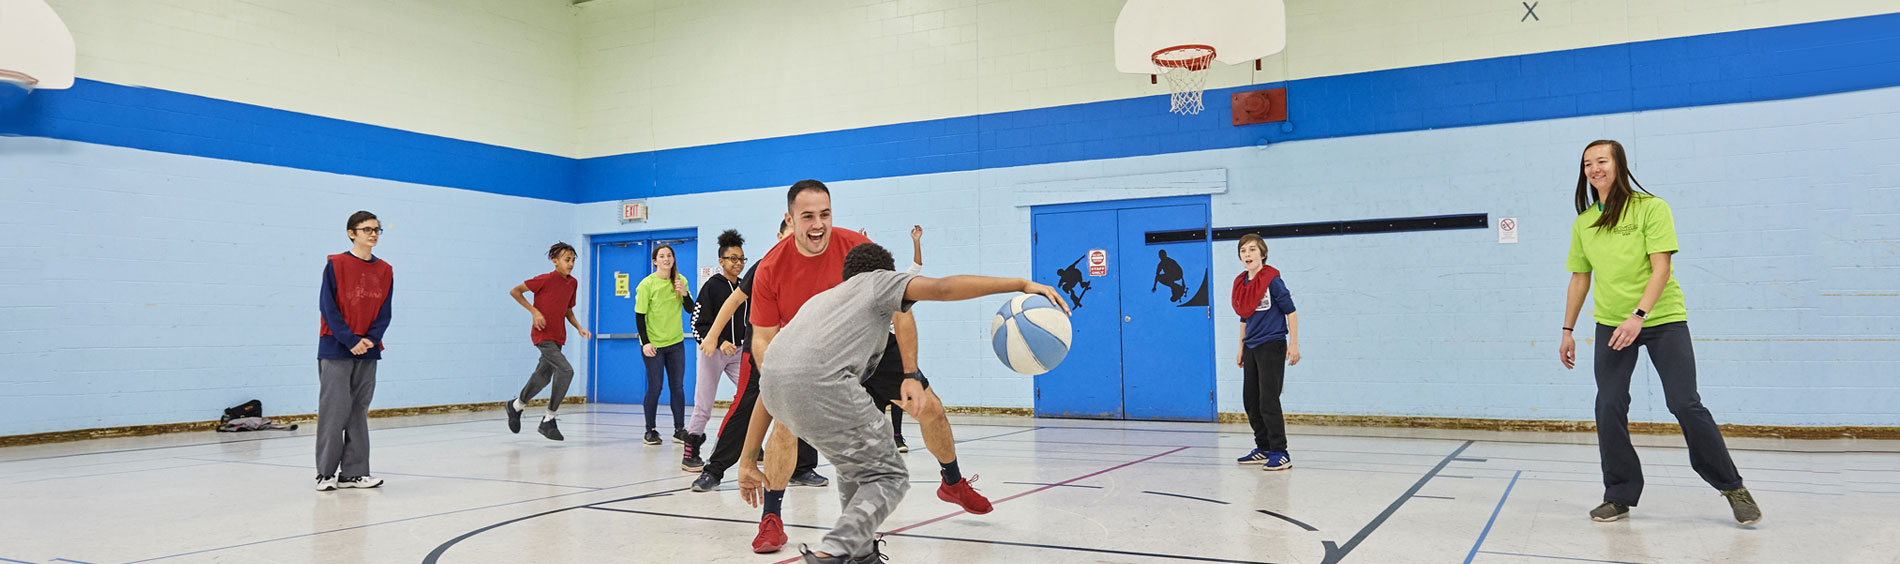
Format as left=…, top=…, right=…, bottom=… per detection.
left=518, top=341, right=575, bottom=412
left=760, top=370, right=908, bottom=559
left=316, top=358, right=377, bottom=478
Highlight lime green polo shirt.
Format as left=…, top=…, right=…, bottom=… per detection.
left=1566, top=195, right=1687, bottom=327
left=634, top=273, right=692, bottom=347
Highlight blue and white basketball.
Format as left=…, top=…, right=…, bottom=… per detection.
left=990, top=294, right=1072, bottom=375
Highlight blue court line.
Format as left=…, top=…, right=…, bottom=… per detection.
left=0, top=557, right=38, bottom=564
left=51, top=559, right=96, bottom=564
left=1462, top=470, right=1523, bottom=564
left=176, top=457, right=601, bottom=490
left=1475, top=550, right=1644, bottom=564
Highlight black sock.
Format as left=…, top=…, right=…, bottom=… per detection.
left=940, top=459, right=962, bottom=485
left=763, top=489, right=785, bottom=516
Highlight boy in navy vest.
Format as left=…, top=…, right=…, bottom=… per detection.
left=316, top=211, right=392, bottom=491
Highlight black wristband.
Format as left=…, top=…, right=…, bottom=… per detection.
left=1562, top=327, right=1573, bottom=332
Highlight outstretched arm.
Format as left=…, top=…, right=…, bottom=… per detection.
left=904, top=275, right=1071, bottom=314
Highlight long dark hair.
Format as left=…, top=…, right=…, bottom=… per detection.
left=1574, top=140, right=1654, bottom=231
left=651, top=243, right=678, bottom=285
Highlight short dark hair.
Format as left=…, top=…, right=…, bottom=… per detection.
left=716, top=229, right=744, bottom=256
left=547, top=241, right=576, bottom=260
left=778, top=219, right=789, bottom=233
left=787, top=179, right=830, bottom=209
left=841, top=243, right=894, bottom=282
left=346, top=210, right=378, bottom=231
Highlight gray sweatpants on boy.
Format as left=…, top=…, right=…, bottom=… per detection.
left=760, top=367, right=908, bottom=558
left=517, top=341, right=574, bottom=412
left=316, top=358, right=377, bottom=477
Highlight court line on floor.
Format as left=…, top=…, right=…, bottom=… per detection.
left=1321, top=440, right=1475, bottom=564
left=1142, top=490, right=1231, bottom=505
left=591, top=507, right=1282, bottom=564
left=176, top=457, right=603, bottom=490
left=1256, top=509, right=1320, bottom=532
left=1462, top=470, right=1522, bottom=564
left=1475, top=550, right=1644, bottom=564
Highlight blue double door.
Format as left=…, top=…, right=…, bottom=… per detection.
left=1031, top=196, right=1215, bottom=421
left=590, top=229, right=699, bottom=406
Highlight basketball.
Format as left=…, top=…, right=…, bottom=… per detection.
left=989, top=294, right=1072, bottom=375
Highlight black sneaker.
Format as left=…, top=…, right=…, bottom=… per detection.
left=894, top=434, right=908, bottom=453
left=1590, top=501, right=1630, bottom=522
left=691, top=471, right=721, bottom=492
left=538, top=418, right=564, bottom=441
left=643, top=429, right=661, bottom=445
left=796, top=544, right=848, bottom=564
left=673, top=429, right=689, bottom=444
left=504, top=400, right=522, bottom=434
left=788, top=469, right=829, bottom=488
left=681, top=433, right=706, bottom=472
left=1721, top=488, right=1761, bottom=526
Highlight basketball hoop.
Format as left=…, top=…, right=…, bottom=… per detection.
left=0, top=69, right=38, bottom=94
left=1153, top=44, right=1215, bottom=115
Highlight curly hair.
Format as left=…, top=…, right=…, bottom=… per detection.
left=716, top=229, right=744, bottom=255
left=547, top=241, right=576, bottom=260
left=841, top=243, right=895, bottom=282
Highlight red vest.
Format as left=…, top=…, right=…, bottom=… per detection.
left=320, top=253, right=393, bottom=349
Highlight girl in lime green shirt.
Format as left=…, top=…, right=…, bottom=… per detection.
left=636, top=243, right=695, bottom=445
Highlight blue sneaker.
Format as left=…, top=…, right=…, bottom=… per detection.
left=1263, top=451, right=1291, bottom=471
left=1236, top=449, right=1270, bottom=464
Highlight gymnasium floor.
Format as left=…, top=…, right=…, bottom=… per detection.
left=2, top=406, right=1894, bottom=564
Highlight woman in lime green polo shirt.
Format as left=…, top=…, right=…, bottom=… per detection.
left=636, top=243, right=696, bottom=446
left=1559, top=140, right=1759, bottom=527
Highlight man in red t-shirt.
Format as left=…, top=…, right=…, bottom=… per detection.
left=504, top=242, right=591, bottom=441
left=735, top=180, right=993, bottom=556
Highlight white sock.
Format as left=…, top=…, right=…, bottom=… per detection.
left=512, top=398, right=526, bottom=411
left=543, top=412, right=557, bottom=422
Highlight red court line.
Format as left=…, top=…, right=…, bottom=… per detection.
left=770, top=445, right=1191, bottom=563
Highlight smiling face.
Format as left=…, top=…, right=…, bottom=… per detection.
left=786, top=189, right=833, bottom=257
left=1583, top=143, right=1617, bottom=194
left=652, top=245, right=675, bottom=273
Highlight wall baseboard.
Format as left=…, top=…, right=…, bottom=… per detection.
left=6, top=399, right=1893, bottom=448
left=0, top=396, right=587, bottom=448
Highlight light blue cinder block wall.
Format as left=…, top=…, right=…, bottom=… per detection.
left=579, top=85, right=1900, bottom=428
left=0, top=138, right=578, bottom=436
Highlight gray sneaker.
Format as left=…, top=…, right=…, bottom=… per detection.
left=1721, top=488, right=1761, bottom=526
left=1589, top=501, right=1629, bottom=522
left=788, top=469, right=829, bottom=488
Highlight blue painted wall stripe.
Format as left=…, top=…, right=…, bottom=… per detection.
left=1, top=80, right=576, bottom=202
left=6, top=13, right=1897, bottom=204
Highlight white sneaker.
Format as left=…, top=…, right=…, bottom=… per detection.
left=315, top=475, right=338, bottom=491
left=337, top=475, right=384, bottom=489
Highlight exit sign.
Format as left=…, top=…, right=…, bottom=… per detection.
left=620, top=200, right=648, bottom=223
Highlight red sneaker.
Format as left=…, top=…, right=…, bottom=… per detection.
left=937, top=474, right=993, bottom=515
left=752, top=513, right=788, bottom=553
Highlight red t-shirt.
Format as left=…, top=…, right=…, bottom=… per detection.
left=750, top=228, right=872, bottom=328
left=525, top=271, right=579, bottom=345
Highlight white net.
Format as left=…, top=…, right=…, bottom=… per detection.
left=1153, top=45, right=1215, bottom=115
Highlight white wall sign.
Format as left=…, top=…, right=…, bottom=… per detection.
left=1088, top=249, right=1108, bottom=276
left=1498, top=217, right=1518, bottom=244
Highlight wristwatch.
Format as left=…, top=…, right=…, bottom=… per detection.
left=902, top=370, right=927, bottom=382
left=1632, top=308, right=1648, bottom=320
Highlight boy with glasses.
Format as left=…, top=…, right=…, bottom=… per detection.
left=315, top=211, right=392, bottom=492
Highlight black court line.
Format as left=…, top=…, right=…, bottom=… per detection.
left=1414, top=495, right=1456, bottom=500
left=1141, top=490, right=1231, bottom=505
left=1320, top=440, right=1474, bottom=564
left=591, top=507, right=1282, bottom=564
left=1256, top=509, right=1319, bottom=532
left=1453, top=457, right=1488, bottom=462
left=178, top=457, right=602, bottom=490
left=1004, top=481, right=1103, bottom=489
left=420, top=488, right=687, bottom=564
left=1439, top=475, right=1475, bottom=479
left=1477, top=550, right=1644, bottom=564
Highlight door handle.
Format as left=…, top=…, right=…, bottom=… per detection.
left=596, top=333, right=640, bottom=340
left=1124, top=316, right=1132, bottom=322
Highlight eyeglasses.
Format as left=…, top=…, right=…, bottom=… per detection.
left=353, top=227, right=383, bottom=235
left=720, top=255, right=746, bottom=263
